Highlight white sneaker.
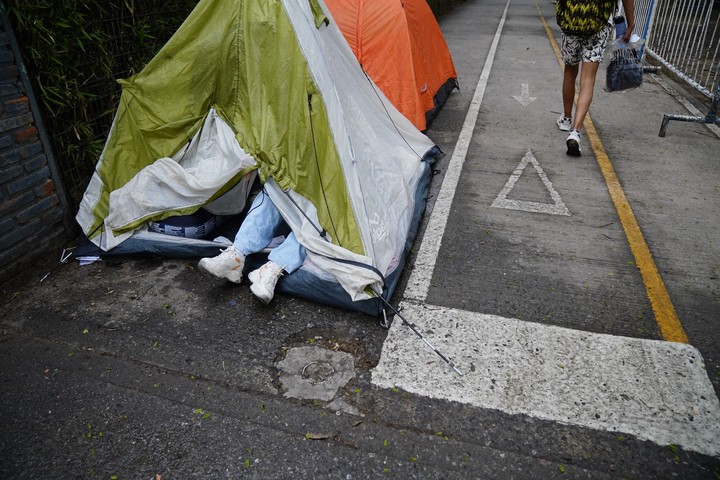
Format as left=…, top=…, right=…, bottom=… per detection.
left=249, top=261, right=284, bottom=304
left=556, top=115, right=573, bottom=131
left=198, top=246, right=245, bottom=283
left=566, top=129, right=582, bottom=156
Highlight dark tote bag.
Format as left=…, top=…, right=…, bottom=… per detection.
left=606, top=47, right=643, bottom=92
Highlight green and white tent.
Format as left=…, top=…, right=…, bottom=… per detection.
left=76, top=0, right=440, bottom=315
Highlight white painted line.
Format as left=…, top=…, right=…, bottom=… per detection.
left=373, top=302, right=720, bottom=457
left=511, top=82, right=537, bottom=106
left=491, top=149, right=570, bottom=216
left=404, top=0, right=512, bottom=303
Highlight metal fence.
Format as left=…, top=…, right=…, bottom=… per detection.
left=632, top=0, right=720, bottom=135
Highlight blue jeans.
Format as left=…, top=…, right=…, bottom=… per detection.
left=232, top=190, right=306, bottom=273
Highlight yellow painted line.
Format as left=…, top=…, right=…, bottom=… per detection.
left=536, top=4, right=689, bottom=343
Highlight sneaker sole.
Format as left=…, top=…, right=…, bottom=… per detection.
left=198, top=261, right=243, bottom=283
left=250, top=283, right=273, bottom=304
left=566, top=139, right=581, bottom=156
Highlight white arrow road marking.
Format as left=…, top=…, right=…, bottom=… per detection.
left=512, top=82, right=537, bottom=106
left=372, top=302, right=720, bottom=457
left=491, top=149, right=570, bottom=216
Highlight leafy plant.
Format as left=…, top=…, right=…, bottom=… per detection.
left=6, top=0, right=198, bottom=207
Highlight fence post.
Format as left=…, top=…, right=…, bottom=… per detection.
left=659, top=81, right=720, bottom=137
left=639, top=0, right=657, bottom=61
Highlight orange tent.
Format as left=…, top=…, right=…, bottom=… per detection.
left=324, top=0, right=458, bottom=132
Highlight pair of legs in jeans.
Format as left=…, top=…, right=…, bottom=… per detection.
left=198, top=189, right=306, bottom=304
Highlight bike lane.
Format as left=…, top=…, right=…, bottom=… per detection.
left=372, top=0, right=720, bottom=458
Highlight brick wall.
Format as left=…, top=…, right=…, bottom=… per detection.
left=0, top=18, right=70, bottom=284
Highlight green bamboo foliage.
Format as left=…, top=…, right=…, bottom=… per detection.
left=6, top=0, right=458, bottom=208
left=6, top=0, right=198, bottom=206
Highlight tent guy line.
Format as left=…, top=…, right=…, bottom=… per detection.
left=375, top=289, right=464, bottom=376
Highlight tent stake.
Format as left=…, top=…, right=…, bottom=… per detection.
left=376, top=291, right=464, bottom=376
left=40, top=248, right=74, bottom=282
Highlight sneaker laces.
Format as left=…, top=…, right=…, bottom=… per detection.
left=217, top=246, right=240, bottom=260
left=263, top=261, right=284, bottom=280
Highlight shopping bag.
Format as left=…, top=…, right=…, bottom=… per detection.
left=606, top=38, right=643, bottom=92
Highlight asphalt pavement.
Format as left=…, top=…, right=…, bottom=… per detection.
left=1, top=0, right=720, bottom=478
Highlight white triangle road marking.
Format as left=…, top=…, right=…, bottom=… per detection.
left=491, top=149, right=570, bottom=216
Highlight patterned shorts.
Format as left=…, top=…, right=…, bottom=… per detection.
left=561, top=25, right=611, bottom=65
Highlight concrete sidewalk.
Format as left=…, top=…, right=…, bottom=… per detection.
left=2, top=0, right=720, bottom=478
